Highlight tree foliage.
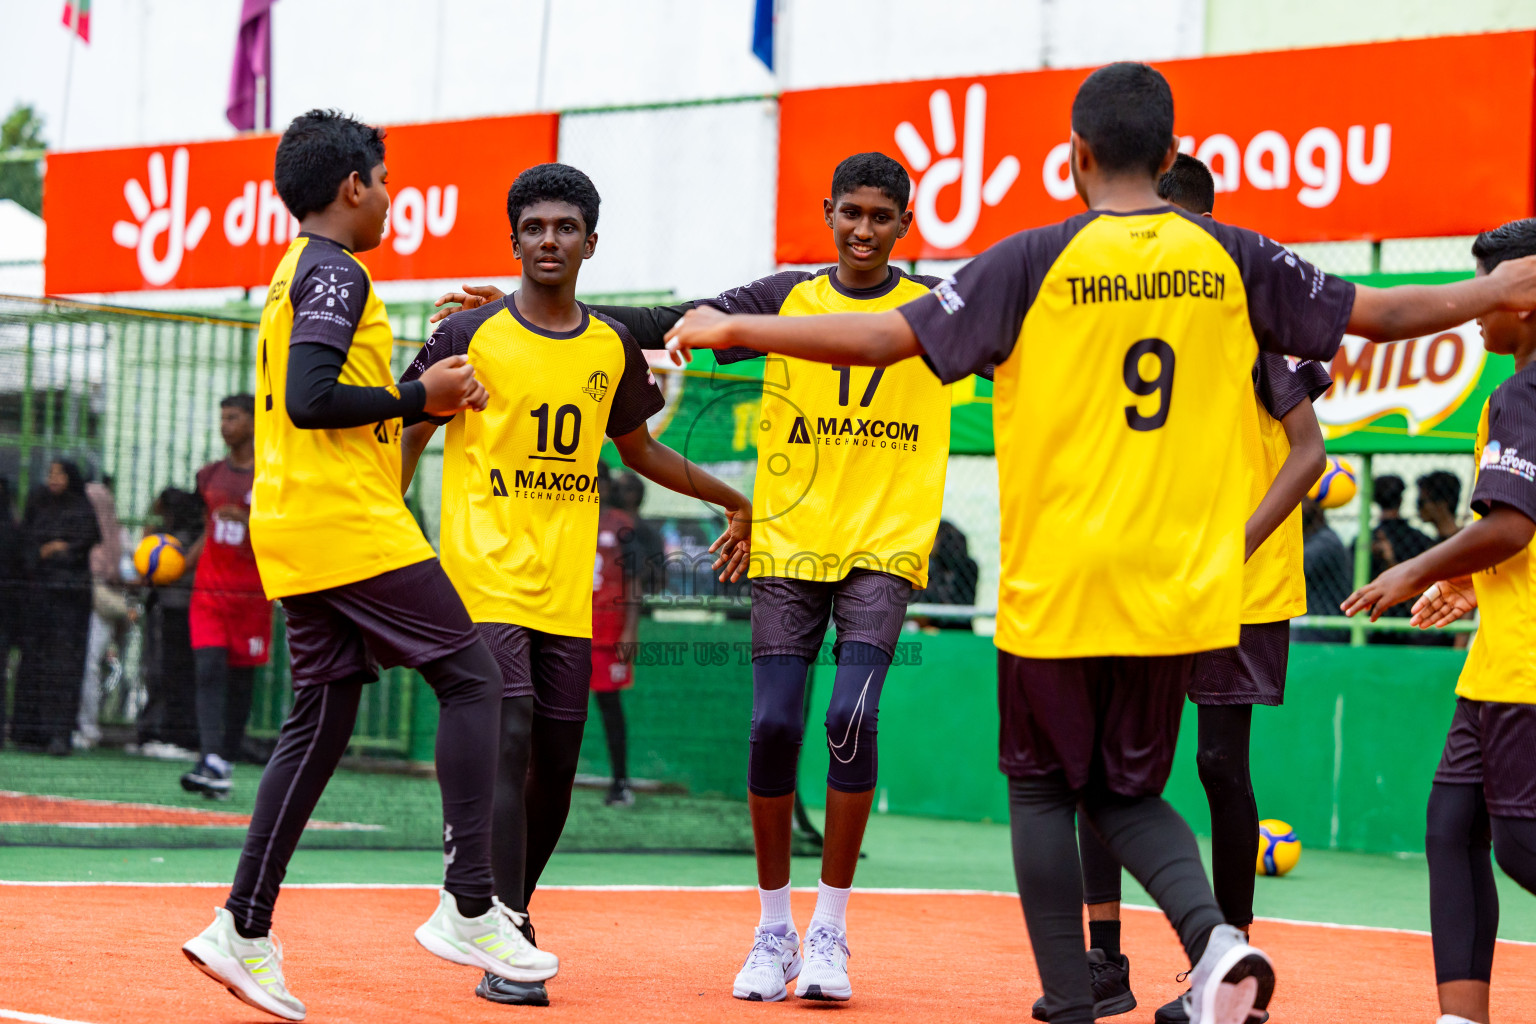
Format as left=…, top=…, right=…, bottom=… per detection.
left=0, top=105, right=47, bottom=216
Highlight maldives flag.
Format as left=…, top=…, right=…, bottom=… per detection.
left=62, top=0, right=91, bottom=43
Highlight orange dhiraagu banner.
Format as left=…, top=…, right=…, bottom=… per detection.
left=777, top=32, right=1536, bottom=263
left=44, top=113, right=560, bottom=293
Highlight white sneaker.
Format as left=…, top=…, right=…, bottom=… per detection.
left=1182, top=924, right=1274, bottom=1024
left=733, top=923, right=802, bottom=1001
left=413, top=889, right=559, bottom=983
left=797, top=924, right=851, bottom=1001
left=182, top=907, right=306, bottom=1021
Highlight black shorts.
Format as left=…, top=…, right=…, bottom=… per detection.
left=750, top=570, right=911, bottom=661
left=996, top=651, right=1194, bottom=796
left=281, top=559, right=479, bottom=688
left=478, top=623, right=592, bottom=722
left=1434, top=696, right=1536, bottom=818
left=1187, top=620, right=1290, bottom=707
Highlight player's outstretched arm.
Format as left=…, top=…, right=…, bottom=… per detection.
left=664, top=305, right=920, bottom=367
left=400, top=421, right=437, bottom=493
left=1244, top=397, right=1326, bottom=561
left=429, top=284, right=505, bottom=324
left=610, top=421, right=753, bottom=582
left=1349, top=254, right=1536, bottom=342
left=1341, top=506, right=1535, bottom=620
left=1409, top=577, right=1478, bottom=629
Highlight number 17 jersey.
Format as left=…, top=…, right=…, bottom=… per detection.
left=899, top=207, right=1355, bottom=659
left=403, top=297, right=664, bottom=637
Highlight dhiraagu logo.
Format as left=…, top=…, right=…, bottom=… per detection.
left=893, top=84, right=1020, bottom=251
left=111, top=148, right=212, bottom=287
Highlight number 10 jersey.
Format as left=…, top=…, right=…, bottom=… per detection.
left=403, top=297, right=664, bottom=637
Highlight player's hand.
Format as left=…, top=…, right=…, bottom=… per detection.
left=664, top=306, right=735, bottom=366
left=1410, top=577, right=1478, bottom=629
left=1341, top=562, right=1424, bottom=621
left=428, top=284, right=506, bottom=324
left=1489, top=254, right=1536, bottom=311
left=419, top=355, right=490, bottom=416
left=709, top=502, right=752, bottom=582
left=39, top=540, right=68, bottom=559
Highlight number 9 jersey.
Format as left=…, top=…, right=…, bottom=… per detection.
left=403, top=297, right=664, bottom=637
left=899, top=207, right=1355, bottom=659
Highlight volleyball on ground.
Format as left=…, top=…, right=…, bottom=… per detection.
left=1308, top=456, right=1357, bottom=509
left=134, top=533, right=186, bottom=585
left=1256, top=819, right=1302, bottom=877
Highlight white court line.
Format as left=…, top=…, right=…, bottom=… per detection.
left=0, top=1009, right=101, bottom=1024
left=3, top=880, right=1533, bottom=947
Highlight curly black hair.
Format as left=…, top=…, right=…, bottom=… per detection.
left=1071, top=62, right=1174, bottom=177
left=274, top=109, right=387, bottom=220
left=506, top=163, right=600, bottom=234
left=831, top=152, right=911, bottom=209
left=1471, top=218, right=1536, bottom=274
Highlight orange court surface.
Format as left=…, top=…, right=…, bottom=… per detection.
left=4, top=884, right=1536, bottom=1024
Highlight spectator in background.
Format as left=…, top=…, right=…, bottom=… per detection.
left=1417, top=470, right=1464, bottom=541
left=180, top=395, right=271, bottom=799
left=134, top=486, right=204, bottom=759
left=77, top=472, right=128, bottom=749
left=11, top=460, right=101, bottom=755
left=615, top=473, right=665, bottom=597
left=1368, top=474, right=1436, bottom=575
left=911, top=520, right=979, bottom=629
left=1296, top=495, right=1351, bottom=644
left=591, top=463, right=640, bottom=807
left=0, top=478, right=23, bottom=745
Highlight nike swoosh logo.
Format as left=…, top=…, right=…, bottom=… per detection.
left=827, top=670, right=873, bottom=765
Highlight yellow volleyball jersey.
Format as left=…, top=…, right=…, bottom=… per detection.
left=250, top=234, right=436, bottom=599
left=900, top=208, right=1355, bottom=658
left=1240, top=354, right=1333, bottom=623
left=403, top=298, right=664, bottom=637
left=706, top=268, right=950, bottom=587
left=1457, top=368, right=1536, bottom=704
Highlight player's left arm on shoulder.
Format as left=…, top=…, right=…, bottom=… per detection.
left=603, top=319, right=667, bottom=439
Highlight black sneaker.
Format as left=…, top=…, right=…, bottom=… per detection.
left=476, top=973, right=550, bottom=1006
left=1030, top=948, right=1136, bottom=1020
left=1153, top=990, right=1269, bottom=1023
left=180, top=755, right=233, bottom=800
left=604, top=780, right=635, bottom=807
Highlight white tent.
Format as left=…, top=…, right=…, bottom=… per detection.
left=0, top=198, right=45, bottom=296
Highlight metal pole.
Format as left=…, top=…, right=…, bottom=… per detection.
left=59, top=35, right=75, bottom=149
left=1349, top=453, right=1374, bottom=647
left=255, top=75, right=267, bottom=133
left=534, top=0, right=553, bottom=110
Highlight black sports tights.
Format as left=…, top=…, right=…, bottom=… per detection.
left=594, top=690, right=628, bottom=782
left=193, top=647, right=255, bottom=761
left=490, top=696, right=586, bottom=914
left=1427, top=782, right=1499, bottom=984
left=1076, top=704, right=1260, bottom=926
left=1011, top=776, right=1224, bottom=1024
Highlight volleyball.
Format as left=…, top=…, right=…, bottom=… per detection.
left=1256, top=819, right=1302, bottom=877
left=134, top=532, right=186, bottom=585
left=1308, top=456, right=1357, bottom=509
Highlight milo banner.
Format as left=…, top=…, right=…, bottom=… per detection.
left=1319, top=271, right=1509, bottom=454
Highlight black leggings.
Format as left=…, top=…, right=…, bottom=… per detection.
left=193, top=647, right=255, bottom=761
left=1012, top=776, right=1224, bottom=1024
left=225, top=641, right=502, bottom=936
left=593, top=690, right=628, bottom=783
left=1427, top=782, right=1536, bottom=983
left=1077, top=704, right=1259, bottom=926
left=490, top=696, right=585, bottom=915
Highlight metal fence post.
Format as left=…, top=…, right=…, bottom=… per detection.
left=1350, top=453, right=1374, bottom=647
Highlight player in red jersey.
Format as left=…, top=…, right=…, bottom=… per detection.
left=181, top=394, right=273, bottom=799
left=591, top=463, right=640, bottom=807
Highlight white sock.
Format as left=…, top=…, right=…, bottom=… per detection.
left=1436, top=1016, right=1482, bottom=1024
left=809, top=879, right=851, bottom=934
left=757, top=882, right=793, bottom=931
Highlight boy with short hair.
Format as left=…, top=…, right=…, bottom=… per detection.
left=1041, top=152, right=1332, bottom=1024
left=1344, top=217, right=1536, bottom=1024
left=399, top=162, right=752, bottom=1008
left=663, top=63, right=1536, bottom=1024
left=181, top=393, right=270, bottom=800
left=181, top=109, right=552, bottom=1023
left=433, top=153, right=960, bottom=1004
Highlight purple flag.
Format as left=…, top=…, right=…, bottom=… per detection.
left=226, top=0, right=275, bottom=132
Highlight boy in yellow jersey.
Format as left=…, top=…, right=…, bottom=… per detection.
left=1044, top=155, right=1331, bottom=1024
left=663, top=64, right=1536, bottom=1024
left=399, top=163, right=752, bottom=1008
left=1344, top=219, right=1536, bottom=1024
left=181, top=110, right=556, bottom=1023
left=432, top=153, right=962, bottom=1004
